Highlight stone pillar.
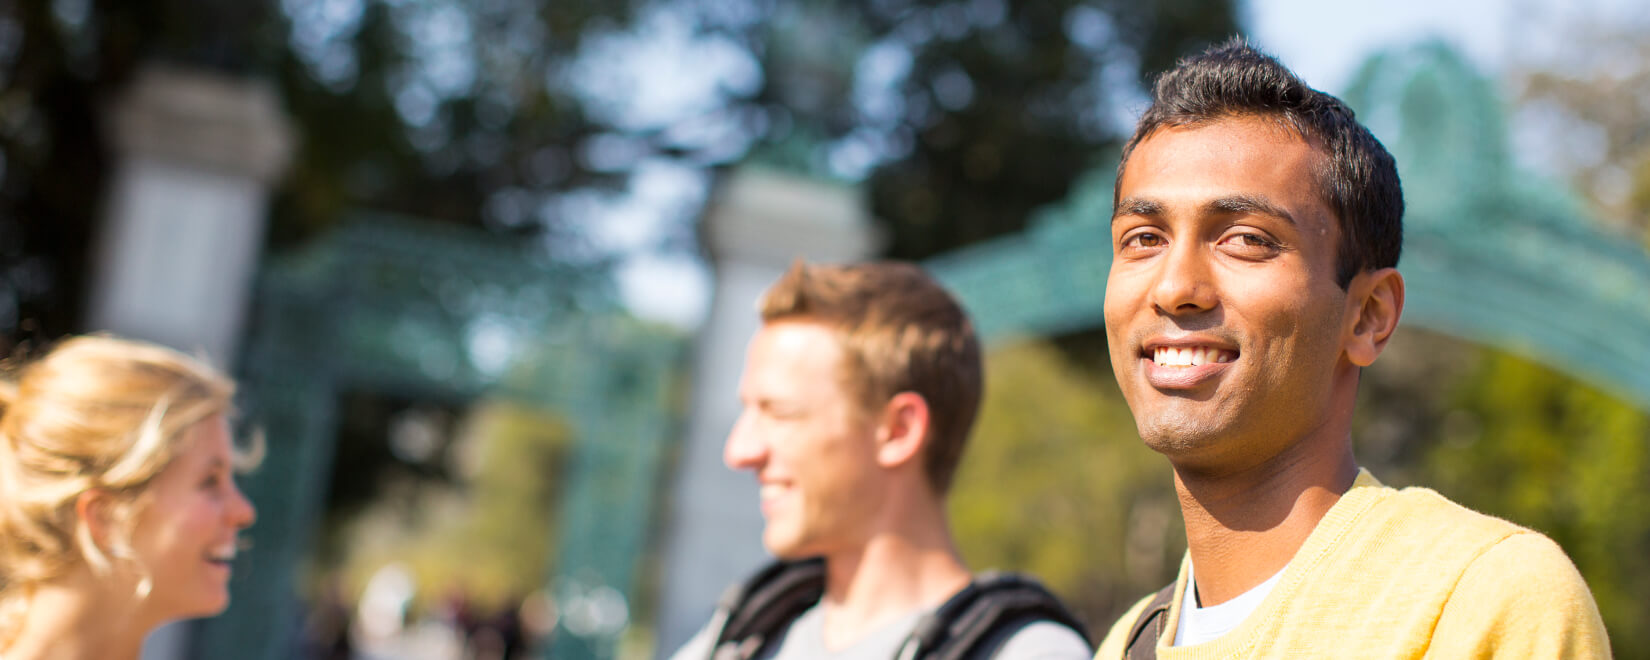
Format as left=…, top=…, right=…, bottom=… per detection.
left=87, top=65, right=292, bottom=660
left=87, top=65, right=293, bottom=365
left=653, top=166, right=881, bottom=656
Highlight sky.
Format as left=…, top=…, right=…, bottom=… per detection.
left=609, top=0, right=1645, bottom=331
left=1247, top=0, right=1643, bottom=94
left=1247, top=0, right=1516, bottom=95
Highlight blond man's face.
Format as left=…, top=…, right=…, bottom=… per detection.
left=724, top=320, right=885, bottom=558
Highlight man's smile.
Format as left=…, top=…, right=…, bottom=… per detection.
left=1152, top=345, right=1237, bottom=367
left=758, top=481, right=793, bottom=517
left=1140, top=339, right=1239, bottom=389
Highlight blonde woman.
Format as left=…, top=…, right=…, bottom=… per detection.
left=0, top=335, right=257, bottom=659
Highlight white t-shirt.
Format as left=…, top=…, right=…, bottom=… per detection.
left=1172, top=561, right=1284, bottom=647
left=670, top=600, right=1092, bottom=659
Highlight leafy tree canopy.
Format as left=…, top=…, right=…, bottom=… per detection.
left=0, top=0, right=1238, bottom=343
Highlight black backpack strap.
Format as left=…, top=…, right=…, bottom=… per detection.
left=1122, top=583, right=1177, bottom=660
left=708, top=558, right=826, bottom=660
left=896, top=572, right=1091, bottom=660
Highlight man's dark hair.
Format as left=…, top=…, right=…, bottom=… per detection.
left=1116, top=37, right=1403, bottom=286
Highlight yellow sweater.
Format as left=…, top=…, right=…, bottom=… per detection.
left=1096, top=470, right=1610, bottom=659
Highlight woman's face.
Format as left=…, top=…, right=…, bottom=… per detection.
left=128, top=414, right=256, bottom=620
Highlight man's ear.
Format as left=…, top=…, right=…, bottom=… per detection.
left=875, top=391, right=931, bottom=469
left=1344, top=267, right=1405, bottom=367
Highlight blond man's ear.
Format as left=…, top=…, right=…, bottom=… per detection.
left=875, top=391, right=932, bottom=470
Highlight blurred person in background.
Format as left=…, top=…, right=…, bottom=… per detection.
left=670, top=261, right=1092, bottom=660
left=0, top=335, right=258, bottom=660
left=1096, top=40, right=1608, bottom=658
left=300, top=574, right=356, bottom=660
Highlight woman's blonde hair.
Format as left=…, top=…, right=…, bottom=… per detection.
left=0, top=335, right=241, bottom=635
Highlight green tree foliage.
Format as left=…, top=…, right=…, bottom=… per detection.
left=857, top=0, right=1238, bottom=259
left=270, top=0, right=646, bottom=247
left=950, top=341, right=1181, bottom=632
left=715, top=0, right=1240, bottom=260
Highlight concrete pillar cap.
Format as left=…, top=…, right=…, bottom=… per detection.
left=107, top=64, right=295, bottom=183
left=702, top=166, right=884, bottom=266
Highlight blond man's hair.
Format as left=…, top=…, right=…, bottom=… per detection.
left=0, top=335, right=250, bottom=640
left=759, top=260, right=982, bottom=493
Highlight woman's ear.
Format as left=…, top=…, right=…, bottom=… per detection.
left=875, top=392, right=931, bottom=469
left=74, top=489, right=114, bottom=555
left=1344, top=267, right=1406, bottom=367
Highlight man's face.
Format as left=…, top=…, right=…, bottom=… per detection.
left=1105, top=116, right=1358, bottom=471
left=725, top=319, right=882, bottom=558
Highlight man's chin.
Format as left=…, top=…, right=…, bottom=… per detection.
left=1136, top=417, right=1229, bottom=456
left=763, top=531, right=828, bottom=560
left=761, top=531, right=801, bottom=559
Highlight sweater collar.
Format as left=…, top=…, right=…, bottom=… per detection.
left=1157, top=467, right=1389, bottom=658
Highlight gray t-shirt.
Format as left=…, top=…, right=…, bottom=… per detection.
left=669, top=601, right=1092, bottom=660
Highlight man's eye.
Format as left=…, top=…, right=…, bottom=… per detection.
left=1124, top=232, right=1166, bottom=249
left=1220, top=232, right=1280, bottom=256
left=758, top=403, right=800, bottom=420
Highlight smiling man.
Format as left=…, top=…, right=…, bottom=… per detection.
left=1094, top=40, right=1610, bottom=659
left=669, top=261, right=1092, bottom=660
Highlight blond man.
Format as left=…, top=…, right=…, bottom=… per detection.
left=670, top=261, right=1091, bottom=660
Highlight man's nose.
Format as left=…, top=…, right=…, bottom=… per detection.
left=723, top=410, right=768, bottom=471
left=1149, top=241, right=1218, bottom=314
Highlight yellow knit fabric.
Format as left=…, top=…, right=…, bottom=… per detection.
left=1096, top=470, right=1611, bottom=659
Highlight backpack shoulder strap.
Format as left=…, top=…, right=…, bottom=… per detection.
left=896, top=571, right=1091, bottom=660
left=708, top=557, right=826, bottom=660
left=1122, top=583, right=1177, bottom=660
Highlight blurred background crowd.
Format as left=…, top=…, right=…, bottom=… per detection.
left=0, top=0, right=1647, bottom=658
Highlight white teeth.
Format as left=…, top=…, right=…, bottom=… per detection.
left=209, top=546, right=236, bottom=562
left=1153, top=346, right=1236, bottom=367
left=759, top=485, right=785, bottom=501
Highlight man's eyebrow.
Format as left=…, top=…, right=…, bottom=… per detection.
left=1112, top=197, right=1162, bottom=222
left=1207, top=194, right=1296, bottom=226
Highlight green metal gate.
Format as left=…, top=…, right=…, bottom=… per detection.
left=194, top=215, right=684, bottom=660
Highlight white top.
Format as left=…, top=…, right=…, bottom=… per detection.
left=1172, top=561, right=1285, bottom=647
